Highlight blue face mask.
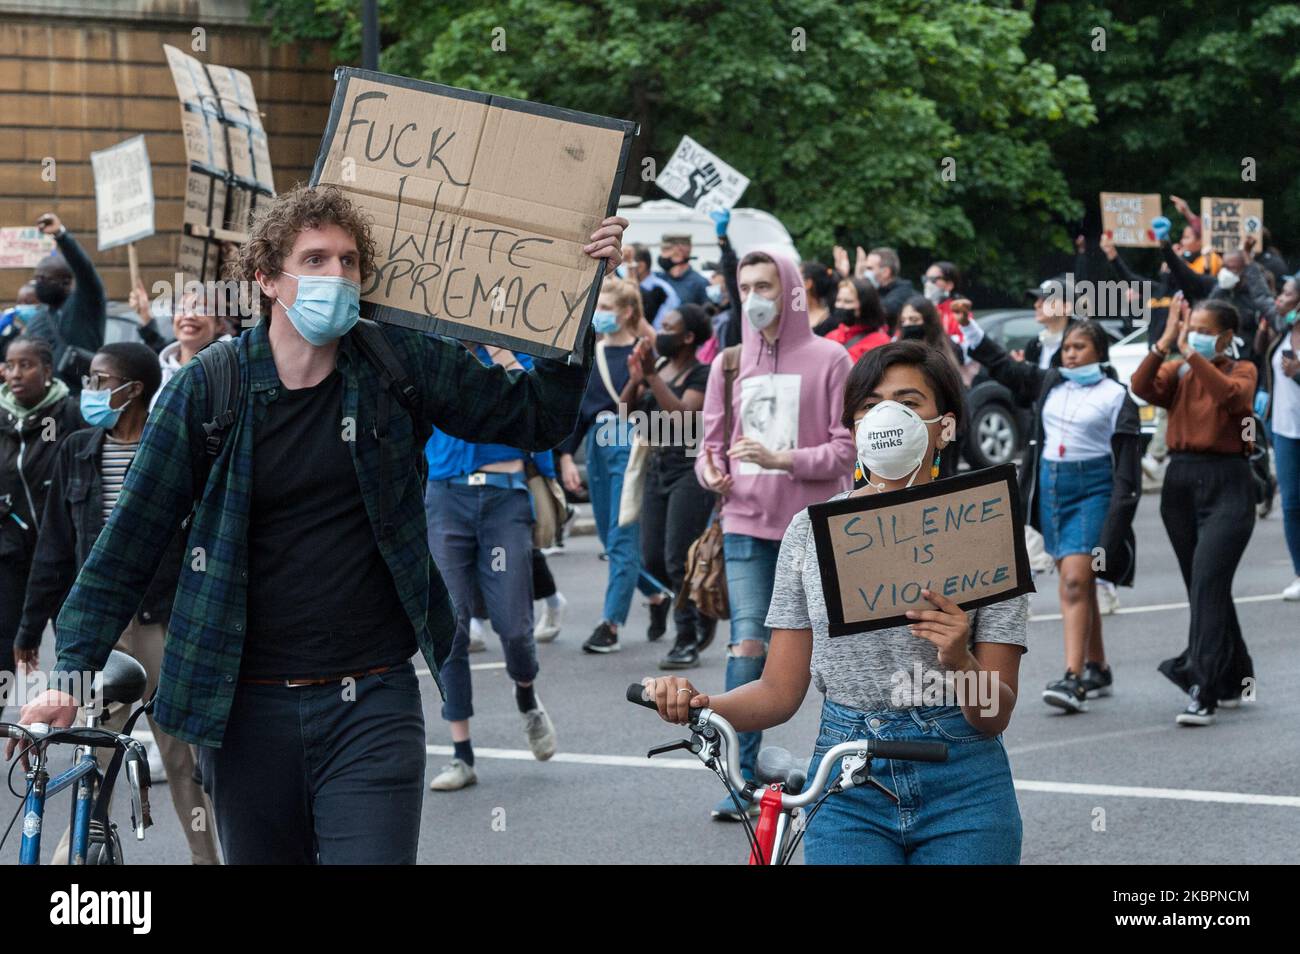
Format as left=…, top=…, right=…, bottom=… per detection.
left=16, top=303, right=42, bottom=321
left=706, top=284, right=723, bottom=305
left=1285, top=309, right=1298, bottom=327
left=592, top=309, right=620, bottom=334
left=614, top=264, right=628, bottom=279
left=80, top=382, right=133, bottom=428
left=277, top=273, right=360, bottom=346
left=1187, top=331, right=1221, bottom=359
left=1060, top=362, right=1104, bottom=385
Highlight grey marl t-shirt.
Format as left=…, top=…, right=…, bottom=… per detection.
left=765, top=492, right=1029, bottom=712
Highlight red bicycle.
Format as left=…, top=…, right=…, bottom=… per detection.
left=627, top=684, right=948, bottom=865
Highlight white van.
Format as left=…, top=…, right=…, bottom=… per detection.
left=618, top=197, right=800, bottom=273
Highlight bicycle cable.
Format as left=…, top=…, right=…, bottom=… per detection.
left=715, top=765, right=764, bottom=863
left=778, top=785, right=839, bottom=865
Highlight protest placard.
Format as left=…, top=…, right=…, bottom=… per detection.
left=310, top=68, right=637, bottom=361
left=90, top=135, right=155, bottom=287
left=808, top=465, right=1034, bottom=637
left=0, top=228, right=55, bottom=269
left=1200, top=197, right=1264, bottom=256
left=163, top=44, right=276, bottom=283
left=1099, top=192, right=1161, bottom=248
left=656, top=135, right=749, bottom=213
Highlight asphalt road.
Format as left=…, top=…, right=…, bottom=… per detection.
left=4, top=492, right=1298, bottom=865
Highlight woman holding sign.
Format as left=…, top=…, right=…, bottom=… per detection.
left=957, top=311, right=1142, bottom=712
left=644, top=341, right=1028, bottom=864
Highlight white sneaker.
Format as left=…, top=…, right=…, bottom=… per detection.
left=534, top=593, right=567, bottom=643
left=468, top=617, right=488, bottom=653
left=1095, top=581, right=1120, bottom=616
left=1024, top=526, right=1054, bottom=574
left=429, top=758, right=478, bottom=791
left=522, top=702, right=557, bottom=761
left=1282, top=577, right=1300, bottom=601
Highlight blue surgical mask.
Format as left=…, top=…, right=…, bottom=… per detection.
left=1188, top=331, right=1220, bottom=359
left=80, top=382, right=133, bottom=428
left=277, top=273, right=360, bottom=346
left=592, top=309, right=619, bottom=334
left=16, top=303, right=42, bottom=321
left=706, top=284, right=723, bottom=305
left=614, top=264, right=628, bottom=279
left=1060, top=362, right=1104, bottom=385
left=1285, top=309, right=1298, bottom=327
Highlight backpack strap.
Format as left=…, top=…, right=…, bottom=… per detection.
left=352, top=318, right=419, bottom=412
left=721, top=344, right=741, bottom=454
left=195, top=338, right=240, bottom=459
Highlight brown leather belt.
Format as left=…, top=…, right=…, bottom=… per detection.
left=240, top=665, right=394, bottom=687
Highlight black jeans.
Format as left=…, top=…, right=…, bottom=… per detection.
left=1157, top=454, right=1256, bottom=706
left=197, top=660, right=427, bottom=864
left=640, top=456, right=716, bottom=638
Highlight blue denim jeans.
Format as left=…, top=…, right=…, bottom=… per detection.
left=1274, top=434, right=1300, bottom=575
left=586, top=420, right=660, bottom=625
left=197, top=661, right=427, bottom=864
left=425, top=480, right=538, bottom=722
left=803, top=698, right=1023, bottom=865
left=722, top=532, right=783, bottom=780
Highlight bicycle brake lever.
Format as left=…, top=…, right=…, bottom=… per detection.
left=646, top=738, right=700, bottom=759
left=857, top=770, right=900, bottom=805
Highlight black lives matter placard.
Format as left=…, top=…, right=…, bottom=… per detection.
left=310, top=69, right=637, bottom=361
left=809, top=464, right=1035, bottom=636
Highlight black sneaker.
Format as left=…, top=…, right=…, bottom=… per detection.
left=1042, top=671, right=1088, bottom=712
left=695, top=616, right=718, bottom=652
left=1176, top=686, right=1216, bottom=726
left=659, top=633, right=700, bottom=670
left=582, top=621, right=620, bottom=654
left=647, top=599, right=670, bottom=642
left=1080, top=662, right=1113, bottom=699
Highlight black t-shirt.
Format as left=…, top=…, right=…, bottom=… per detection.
left=243, top=370, right=415, bottom=679
left=639, top=361, right=710, bottom=477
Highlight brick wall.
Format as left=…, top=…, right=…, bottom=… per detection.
left=0, top=10, right=337, bottom=303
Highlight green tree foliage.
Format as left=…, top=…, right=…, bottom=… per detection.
left=256, top=0, right=1096, bottom=293
left=1028, top=1, right=1300, bottom=266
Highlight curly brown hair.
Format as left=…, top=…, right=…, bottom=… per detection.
left=231, top=184, right=378, bottom=318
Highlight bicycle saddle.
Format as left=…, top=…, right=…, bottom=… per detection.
left=755, top=746, right=806, bottom=795
left=98, top=650, right=148, bottom=706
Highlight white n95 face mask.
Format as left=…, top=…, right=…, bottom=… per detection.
left=855, top=400, right=941, bottom=486
left=744, top=291, right=779, bottom=330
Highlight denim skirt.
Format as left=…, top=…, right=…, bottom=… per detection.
left=1038, top=454, right=1113, bottom=559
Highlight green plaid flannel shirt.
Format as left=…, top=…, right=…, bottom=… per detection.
left=53, top=320, right=592, bottom=746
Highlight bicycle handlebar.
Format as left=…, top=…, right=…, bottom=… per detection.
left=625, top=683, right=948, bottom=810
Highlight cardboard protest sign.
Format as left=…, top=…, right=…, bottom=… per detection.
left=808, top=465, right=1034, bottom=637
left=90, top=135, right=155, bottom=252
left=656, top=135, right=749, bottom=213
left=1099, top=192, right=1161, bottom=248
left=0, top=228, right=55, bottom=269
left=1200, top=197, right=1264, bottom=256
left=163, top=44, right=276, bottom=283
left=309, top=68, right=637, bottom=361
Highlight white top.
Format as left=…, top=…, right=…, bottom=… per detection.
left=1041, top=377, right=1126, bottom=462
left=1272, top=337, right=1300, bottom=440
left=1037, top=331, right=1062, bottom=370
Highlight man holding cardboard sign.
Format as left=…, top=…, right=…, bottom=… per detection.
left=12, top=172, right=626, bottom=859
left=642, top=341, right=1029, bottom=864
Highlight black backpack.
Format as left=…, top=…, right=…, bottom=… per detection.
left=192, top=319, right=422, bottom=535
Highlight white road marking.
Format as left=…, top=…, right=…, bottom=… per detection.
left=415, top=664, right=504, bottom=675
left=1028, top=592, right=1285, bottom=623
left=424, top=745, right=1300, bottom=807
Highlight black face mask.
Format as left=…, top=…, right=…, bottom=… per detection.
left=900, top=324, right=926, bottom=340
left=831, top=307, right=857, bottom=327
left=34, top=277, right=68, bottom=308
left=655, top=332, right=686, bottom=359
left=658, top=256, right=681, bottom=272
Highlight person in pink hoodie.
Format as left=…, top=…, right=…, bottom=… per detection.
left=695, top=249, right=856, bottom=819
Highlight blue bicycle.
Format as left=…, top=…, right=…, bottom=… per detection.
left=2, top=650, right=154, bottom=864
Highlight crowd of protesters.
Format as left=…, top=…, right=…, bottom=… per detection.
left=2, top=189, right=1298, bottom=865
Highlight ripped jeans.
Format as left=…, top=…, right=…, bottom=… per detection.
left=722, top=532, right=782, bottom=781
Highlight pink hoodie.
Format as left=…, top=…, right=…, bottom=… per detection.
left=694, top=250, right=855, bottom=541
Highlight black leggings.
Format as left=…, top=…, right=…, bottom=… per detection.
left=0, top=557, right=30, bottom=672
left=1157, top=454, right=1256, bottom=705
left=640, top=457, right=716, bottom=637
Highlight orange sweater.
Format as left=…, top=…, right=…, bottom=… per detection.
left=1130, top=350, right=1257, bottom=454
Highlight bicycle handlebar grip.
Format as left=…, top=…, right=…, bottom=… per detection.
left=625, top=683, right=704, bottom=722
left=871, top=739, right=949, bottom=763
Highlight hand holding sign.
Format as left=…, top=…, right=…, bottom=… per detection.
left=584, top=215, right=629, bottom=265
left=906, top=589, right=976, bottom=670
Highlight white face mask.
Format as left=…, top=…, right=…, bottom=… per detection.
left=855, top=401, right=941, bottom=486
left=744, top=291, right=779, bottom=331
left=1217, top=267, right=1240, bottom=290
left=923, top=280, right=945, bottom=304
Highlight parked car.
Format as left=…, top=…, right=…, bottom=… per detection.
left=961, top=310, right=1040, bottom=469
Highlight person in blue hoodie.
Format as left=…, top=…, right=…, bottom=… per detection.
left=424, top=343, right=561, bottom=792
